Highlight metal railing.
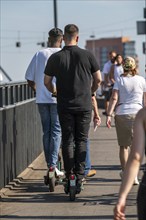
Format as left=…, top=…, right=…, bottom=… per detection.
left=0, top=81, right=35, bottom=107
left=0, top=81, right=43, bottom=189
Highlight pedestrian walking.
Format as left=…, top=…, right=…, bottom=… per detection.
left=106, top=56, right=146, bottom=184
left=84, top=94, right=101, bottom=178
left=102, top=51, right=117, bottom=116
left=44, top=24, right=102, bottom=193
left=25, top=28, right=64, bottom=177
left=109, top=54, right=124, bottom=84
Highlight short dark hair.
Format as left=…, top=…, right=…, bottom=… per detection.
left=48, top=28, right=63, bottom=46
left=109, top=51, right=116, bottom=56
left=64, top=24, right=79, bottom=38
left=116, top=54, right=123, bottom=59
left=48, top=28, right=63, bottom=37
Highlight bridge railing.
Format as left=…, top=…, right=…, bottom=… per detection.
left=0, top=81, right=43, bottom=189
left=0, top=81, right=35, bottom=107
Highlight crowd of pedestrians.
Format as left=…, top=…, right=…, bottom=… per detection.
left=25, top=23, right=146, bottom=219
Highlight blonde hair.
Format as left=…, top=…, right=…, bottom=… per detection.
left=123, top=57, right=137, bottom=76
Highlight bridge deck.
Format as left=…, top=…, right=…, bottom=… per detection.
left=1, top=109, right=139, bottom=220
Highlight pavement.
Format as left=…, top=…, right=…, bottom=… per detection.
left=1, top=109, right=140, bottom=220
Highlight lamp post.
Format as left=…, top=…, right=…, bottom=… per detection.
left=53, top=0, right=58, bottom=28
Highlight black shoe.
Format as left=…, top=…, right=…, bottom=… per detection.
left=102, top=111, right=107, bottom=116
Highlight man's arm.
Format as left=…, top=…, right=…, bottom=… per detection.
left=27, top=80, right=36, bottom=92
left=104, top=73, right=109, bottom=87
left=92, top=95, right=101, bottom=129
left=109, top=64, right=115, bottom=84
left=106, top=89, right=118, bottom=128
left=44, top=74, right=56, bottom=95
left=91, top=70, right=102, bottom=94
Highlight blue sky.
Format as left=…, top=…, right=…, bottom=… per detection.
left=1, top=0, right=146, bottom=81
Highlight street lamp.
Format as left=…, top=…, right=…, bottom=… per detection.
left=53, top=0, right=58, bottom=28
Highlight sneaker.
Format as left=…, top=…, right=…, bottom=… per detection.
left=86, top=169, right=96, bottom=177
left=76, top=180, right=84, bottom=194
left=134, top=176, right=139, bottom=185
left=82, top=178, right=86, bottom=183
left=55, top=167, right=64, bottom=177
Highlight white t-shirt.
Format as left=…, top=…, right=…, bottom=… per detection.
left=114, top=65, right=124, bottom=82
left=114, top=75, right=146, bottom=115
left=102, top=60, right=113, bottom=91
left=25, top=47, right=61, bottom=103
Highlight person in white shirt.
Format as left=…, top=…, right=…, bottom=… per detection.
left=25, top=28, right=64, bottom=177
left=102, top=51, right=117, bottom=115
left=109, top=54, right=124, bottom=84
left=106, top=56, right=146, bottom=185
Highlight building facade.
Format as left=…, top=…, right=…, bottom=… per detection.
left=85, top=37, right=137, bottom=71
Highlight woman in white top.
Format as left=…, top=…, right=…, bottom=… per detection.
left=109, top=54, right=124, bottom=84
left=106, top=56, right=146, bottom=184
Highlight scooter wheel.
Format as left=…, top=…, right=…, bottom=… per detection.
left=49, top=176, right=55, bottom=192
left=69, top=187, right=76, bottom=201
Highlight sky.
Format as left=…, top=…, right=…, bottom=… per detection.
left=1, top=0, right=146, bottom=81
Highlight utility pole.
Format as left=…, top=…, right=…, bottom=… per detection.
left=53, top=0, right=58, bottom=28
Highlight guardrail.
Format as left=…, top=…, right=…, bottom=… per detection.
left=0, top=81, right=43, bottom=189
left=0, top=81, right=35, bottom=107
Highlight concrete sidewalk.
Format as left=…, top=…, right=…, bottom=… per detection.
left=1, top=109, right=139, bottom=220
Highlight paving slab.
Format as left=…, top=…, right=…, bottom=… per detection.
left=1, top=109, right=140, bottom=220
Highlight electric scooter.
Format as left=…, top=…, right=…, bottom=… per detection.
left=64, top=173, right=84, bottom=201
left=44, top=154, right=64, bottom=192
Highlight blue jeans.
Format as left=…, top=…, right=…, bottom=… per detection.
left=84, top=139, right=91, bottom=176
left=38, top=104, right=61, bottom=167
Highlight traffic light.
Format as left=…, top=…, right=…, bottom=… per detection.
left=137, top=8, right=146, bottom=35
left=137, top=21, right=146, bottom=34
left=143, top=42, right=146, bottom=54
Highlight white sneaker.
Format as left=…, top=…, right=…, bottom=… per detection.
left=134, top=176, right=139, bottom=185
left=55, top=167, right=64, bottom=177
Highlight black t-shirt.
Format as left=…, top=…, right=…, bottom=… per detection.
left=44, top=45, right=100, bottom=112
